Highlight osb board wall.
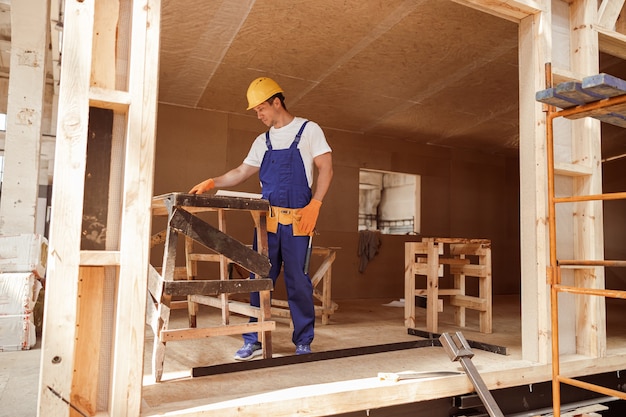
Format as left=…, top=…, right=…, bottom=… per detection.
left=153, top=103, right=521, bottom=299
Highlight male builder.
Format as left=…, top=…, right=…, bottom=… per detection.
left=189, top=77, right=333, bottom=360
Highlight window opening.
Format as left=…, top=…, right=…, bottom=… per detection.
left=358, top=169, right=420, bottom=235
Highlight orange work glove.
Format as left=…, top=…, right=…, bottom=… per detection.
left=297, top=199, right=322, bottom=235
left=189, top=178, right=215, bottom=194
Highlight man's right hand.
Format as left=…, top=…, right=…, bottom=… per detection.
left=189, top=178, right=215, bottom=194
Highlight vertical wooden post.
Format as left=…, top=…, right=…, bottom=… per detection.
left=38, top=1, right=95, bottom=415
left=404, top=242, right=416, bottom=329
left=425, top=239, right=440, bottom=332
left=518, top=6, right=552, bottom=364
left=570, top=0, right=606, bottom=358
left=0, top=0, right=48, bottom=234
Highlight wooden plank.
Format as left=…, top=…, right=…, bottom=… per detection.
left=597, top=0, right=626, bottom=29
left=438, top=258, right=470, bottom=265
left=89, top=86, right=131, bottom=112
left=554, top=162, right=593, bottom=177
left=518, top=7, right=551, bottom=364
left=217, top=210, right=230, bottom=325
left=404, top=242, right=417, bottom=328
left=70, top=267, right=105, bottom=416
left=193, top=295, right=264, bottom=317
left=79, top=250, right=121, bottom=265
left=309, top=249, right=336, bottom=286
left=581, top=73, right=626, bottom=97
left=449, top=243, right=490, bottom=255
left=152, top=192, right=269, bottom=216
left=91, top=0, right=118, bottom=89
left=189, top=252, right=221, bottom=262
left=147, top=265, right=163, bottom=299
left=449, top=295, right=488, bottom=311
left=163, top=278, right=273, bottom=297
left=555, top=81, right=608, bottom=103
left=535, top=87, right=580, bottom=109
left=38, top=0, right=94, bottom=414
left=450, top=0, right=541, bottom=23
left=110, top=0, right=161, bottom=412
left=161, top=321, right=276, bottom=342
left=426, top=240, right=439, bottom=332
left=450, top=264, right=489, bottom=277
left=569, top=0, right=607, bottom=362
left=170, top=207, right=271, bottom=277
left=597, top=25, right=626, bottom=60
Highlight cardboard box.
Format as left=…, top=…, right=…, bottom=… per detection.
left=0, top=313, right=36, bottom=351
left=0, top=273, right=41, bottom=315
left=0, top=234, right=48, bottom=278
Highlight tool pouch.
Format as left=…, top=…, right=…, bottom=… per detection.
left=267, top=208, right=278, bottom=234
left=292, top=212, right=309, bottom=236
left=267, top=206, right=309, bottom=236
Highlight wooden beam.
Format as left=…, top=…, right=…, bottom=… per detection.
left=451, top=0, right=542, bottom=23
left=569, top=0, right=606, bottom=359
left=109, top=0, right=162, bottom=414
left=91, top=0, right=119, bottom=89
left=597, top=0, right=625, bottom=29
left=163, top=278, right=273, bottom=297
left=0, top=0, right=48, bottom=234
left=518, top=7, right=551, bottom=364
left=70, top=267, right=106, bottom=416
left=38, top=0, right=94, bottom=415
left=596, top=25, right=626, bottom=60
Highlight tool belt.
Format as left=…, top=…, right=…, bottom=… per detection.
left=267, top=206, right=308, bottom=236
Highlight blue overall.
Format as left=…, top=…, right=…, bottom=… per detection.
left=244, top=121, right=316, bottom=346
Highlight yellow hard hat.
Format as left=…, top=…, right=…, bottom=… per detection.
left=246, top=77, right=284, bottom=110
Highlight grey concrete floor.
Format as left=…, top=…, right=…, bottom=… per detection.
left=0, top=339, right=41, bottom=417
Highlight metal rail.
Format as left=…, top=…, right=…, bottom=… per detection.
left=439, top=332, right=504, bottom=417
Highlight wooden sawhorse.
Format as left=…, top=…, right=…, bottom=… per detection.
left=405, top=238, right=492, bottom=334
left=148, top=192, right=275, bottom=382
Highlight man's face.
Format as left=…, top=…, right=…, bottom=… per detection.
left=253, top=98, right=278, bottom=127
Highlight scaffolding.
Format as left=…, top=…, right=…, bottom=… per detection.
left=538, top=67, right=626, bottom=417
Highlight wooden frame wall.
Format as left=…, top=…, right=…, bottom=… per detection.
left=37, top=1, right=161, bottom=416
left=33, top=0, right=626, bottom=416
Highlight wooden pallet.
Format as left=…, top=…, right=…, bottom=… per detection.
left=405, top=238, right=492, bottom=334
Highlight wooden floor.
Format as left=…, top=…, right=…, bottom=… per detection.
left=140, top=296, right=626, bottom=416
left=2, top=295, right=624, bottom=417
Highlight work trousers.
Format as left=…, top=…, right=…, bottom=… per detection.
left=243, top=223, right=315, bottom=346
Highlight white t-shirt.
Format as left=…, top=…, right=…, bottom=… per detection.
left=243, top=117, right=332, bottom=187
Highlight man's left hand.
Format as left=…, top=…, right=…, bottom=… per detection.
left=298, top=199, right=322, bottom=235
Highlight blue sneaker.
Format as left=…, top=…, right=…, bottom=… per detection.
left=295, top=344, right=311, bottom=355
left=234, top=342, right=262, bottom=361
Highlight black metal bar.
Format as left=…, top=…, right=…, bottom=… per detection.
left=192, top=340, right=440, bottom=378
left=408, top=328, right=508, bottom=356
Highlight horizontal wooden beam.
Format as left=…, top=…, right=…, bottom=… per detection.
left=451, top=0, right=542, bottom=23
left=597, top=25, right=626, bottom=60
left=152, top=192, right=269, bottom=216
left=163, top=277, right=273, bottom=297
left=161, top=321, right=275, bottom=342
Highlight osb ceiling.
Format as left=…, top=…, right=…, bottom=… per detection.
left=158, top=0, right=626, bottom=160
left=1, top=1, right=624, bottom=159
left=159, top=0, right=522, bottom=156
